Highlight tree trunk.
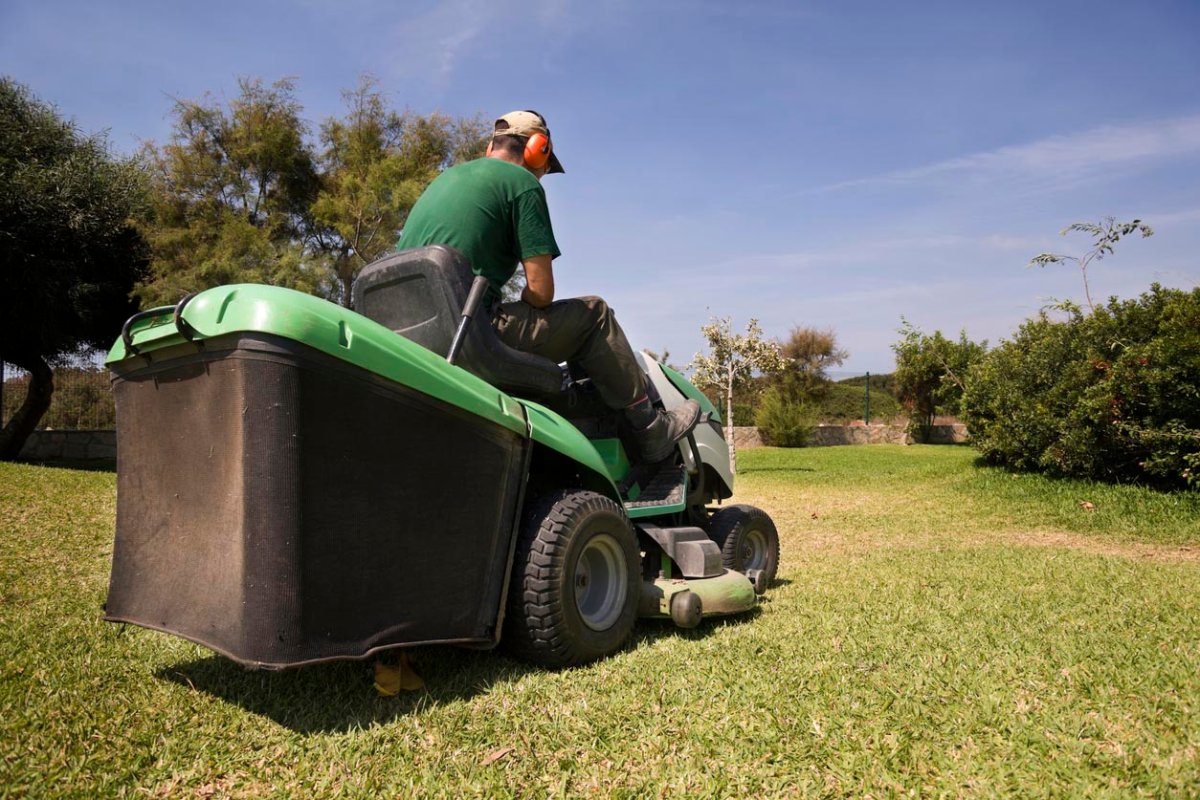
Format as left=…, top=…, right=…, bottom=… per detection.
left=726, top=374, right=736, bottom=474
left=0, top=355, right=53, bottom=461
left=337, top=253, right=356, bottom=309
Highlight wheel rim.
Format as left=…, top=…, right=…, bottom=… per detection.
left=574, top=533, right=628, bottom=632
left=740, top=528, right=769, bottom=571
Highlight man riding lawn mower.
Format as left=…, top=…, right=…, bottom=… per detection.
left=102, top=110, right=781, bottom=670
left=396, top=109, right=703, bottom=464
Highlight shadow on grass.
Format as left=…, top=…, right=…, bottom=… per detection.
left=158, top=646, right=538, bottom=734
left=737, top=466, right=817, bottom=474
left=156, top=647, right=535, bottom=734
left=156, top=614, right=745, bottom=734
left=969, top=455, right=1197, bottom=496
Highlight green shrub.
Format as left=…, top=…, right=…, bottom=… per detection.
left=893, top=324, right=987, bottom=439
left=731, top=402, right=756, bottom=427
left=963, top=285, right=1200, bottom=488
left=754, top=387, right=816, bottom=447
left=699, top=390, right=760, bottom=427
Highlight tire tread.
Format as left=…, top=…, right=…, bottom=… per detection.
left=503, top=489, right=637, bottom=667
left=708, top=503, right=780, bottom=587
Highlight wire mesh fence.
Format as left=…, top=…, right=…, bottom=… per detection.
left=715, top=371, right=905, bottom=427
left=823, top=371, right=905, bottom=425
left=1, top=359, right=115, bottom=431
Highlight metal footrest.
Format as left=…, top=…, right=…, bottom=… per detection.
left=623, top=464, right=685, bottom=510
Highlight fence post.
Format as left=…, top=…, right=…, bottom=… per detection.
left=864, top=371, right=871, bottom=425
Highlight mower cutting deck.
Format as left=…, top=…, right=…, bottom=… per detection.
left=104, top=246, right=779, bottom=669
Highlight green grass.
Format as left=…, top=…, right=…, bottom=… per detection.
left=2, top=448, right=1198, bottom=797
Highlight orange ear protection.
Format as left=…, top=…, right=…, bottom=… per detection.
left=524, top=132, right=551, bottom=170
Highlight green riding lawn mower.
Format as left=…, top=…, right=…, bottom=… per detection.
left=104, top=245, right=780, bottom=669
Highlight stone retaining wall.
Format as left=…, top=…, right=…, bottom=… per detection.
left=19, top=430, right=116, bottom=463
left=732, top=423, right=968, bottom=448
left=731, top=426, right=765, bottom=450
left=924, top=424, right=969, bottom=445
left=811, top=423, right=911, bottom=446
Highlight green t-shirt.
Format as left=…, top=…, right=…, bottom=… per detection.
left=396, top=158, right=560, bottom=301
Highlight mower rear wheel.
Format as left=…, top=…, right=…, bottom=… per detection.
left=709, top=504, right=779, bottom=589
left=503, top=489, right=640, bottom=667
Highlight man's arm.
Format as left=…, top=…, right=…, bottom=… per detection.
left=521, top=255, right=555, bottom=308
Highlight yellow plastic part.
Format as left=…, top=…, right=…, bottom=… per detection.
left=373, top=652, right=425, bottom=696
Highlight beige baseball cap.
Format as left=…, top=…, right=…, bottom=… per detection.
left=493, top=110, right=565, bottom=173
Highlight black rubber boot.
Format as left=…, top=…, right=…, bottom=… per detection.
left=626, top=397, right=702, bottom=463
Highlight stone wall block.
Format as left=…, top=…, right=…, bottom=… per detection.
left=17, top=430, right=118, bottom=463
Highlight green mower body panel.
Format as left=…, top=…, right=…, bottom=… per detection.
left=108, top=284, right=620, bottom=497
left=659, top=362, right=720, bottom=423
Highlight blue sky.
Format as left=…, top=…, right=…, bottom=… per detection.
left=3, top=0, right=1199, bottom=373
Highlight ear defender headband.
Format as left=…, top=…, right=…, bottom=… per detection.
left=523, top=132, right=551, bottom=170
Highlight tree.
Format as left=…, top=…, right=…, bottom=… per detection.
left=0, top=78, right=150, bottom=459
left=138, top=76, right=491, bottom=308
left=1029, top=217, right=1154, bottom=313
left=136, top=78, right=323, bottom=306
left=776, top=325, right=847, bottom=401
left=311, top=77, right=488, bottom=306
left=892, top=320, right=987, bottom=439
left=689, top=317, right=789, bottom=470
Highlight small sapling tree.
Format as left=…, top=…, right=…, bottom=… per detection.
left=689, top=316, right=789, bottom=470
left=1029, top=217, right=1154, bottom=313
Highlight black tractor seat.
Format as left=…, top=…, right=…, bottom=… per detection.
left=352, top=246, right=566, bottom=401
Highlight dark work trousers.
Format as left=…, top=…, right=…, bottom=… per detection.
left=492, top=296, right=645, bottom=409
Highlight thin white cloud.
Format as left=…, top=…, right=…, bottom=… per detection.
left=381, top=0, right=595, bottom=86
left=382, top=0, right=500, bottom=85
left=819, top=114, right=1200, bottom=193
left=1148, top=206, right=1200, bottom=227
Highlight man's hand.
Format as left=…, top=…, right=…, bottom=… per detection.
left=521, top=255, right=555, bottom=308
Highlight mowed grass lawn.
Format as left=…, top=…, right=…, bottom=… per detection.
left=2, top=446, right=1198, bottom=798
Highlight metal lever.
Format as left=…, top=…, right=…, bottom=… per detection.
left=446, top=275, right=492, bottom=365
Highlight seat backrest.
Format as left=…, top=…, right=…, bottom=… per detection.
left=352, top=245, right=471, bottom=356
left=354, top=246, right=565, bottom=400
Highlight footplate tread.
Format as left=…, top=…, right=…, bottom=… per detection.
left=624, top=465, right=686, bottom=510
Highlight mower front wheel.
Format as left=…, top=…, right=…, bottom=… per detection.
left=503, top=489, right=640, bottom=668
left=709, top=504, right=780, bottom=590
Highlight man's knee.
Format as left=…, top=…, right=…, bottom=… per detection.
left=575, top=296, right=613, bottom=323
